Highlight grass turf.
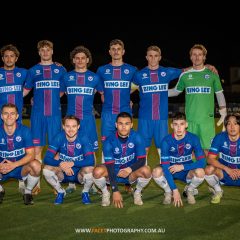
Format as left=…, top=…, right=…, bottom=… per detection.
left=0, top=119, right=240, bottom=240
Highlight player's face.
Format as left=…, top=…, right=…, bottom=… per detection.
left=116, top=117, right=133, bottom=138
left=2, top=50, right=18, bottom=69
left=190, top=49, right=206, bottom=67
left=171, top=120, right=187, bottom=139
left=73, top=52, right=89, bottom=71
left=1, top=107, right=19, bottom=127
left=146, top=50, right=161, bottom=70
left=63, top=119, right=80, bottom=139
left=226, top=116, right=240, bottom=138
left=39, top=46, right=53, bottom=61
left=109, top=44, right=125, bottom=61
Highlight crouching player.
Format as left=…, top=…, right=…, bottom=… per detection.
left=152, top=112, right=206, bottom=207
left=0, top=103, right=41, bottom=205
left=93, top=112, right=152, bottom=208
left=43, top=115, right=94, bottom=205
left=205, top=113, right=240, bottom=204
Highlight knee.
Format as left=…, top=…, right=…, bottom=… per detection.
left=93, top=166, right=105, bottom=179
left=141, top=165, right=152, bottom=178
left=29, top=160, right=41, bottom=175
left=152, top=166, right=163, bottom=178
left=194, top=168, right=205, bottom=178
left=205, top=165, right=216, bottom=175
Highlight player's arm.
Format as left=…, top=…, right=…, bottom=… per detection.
left=130, top=83, right=139, bottom=93
left=215, top=91, right=227, bottom=128
left=1, top=147, right=34, bottom=174
left=23, top=88, right=31, bottom=97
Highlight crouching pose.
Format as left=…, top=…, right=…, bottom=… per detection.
left=205, top=113, right=240, bottom=204
left=93, top=112, right=152, bottom=208
left=152, top=112, right=206, bottom=207
left=0, top=103, right=41, bottom=205
left=43, top=115, right=94, bottom=205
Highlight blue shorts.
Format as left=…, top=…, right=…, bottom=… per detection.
left=61, top=167, right=81, bottom=184
left=220, top=170, right=240, bottom=186
left=101, top=112, right=117, bottom=142
left=138, top=119, right=168, bottom=148
left=79, top=116, right=99, bottom=151
left=31, top=114, right=62, bottom=146
left=173, top=170, right=190, bottom=183
left=0, top=166, right=24, bottom=182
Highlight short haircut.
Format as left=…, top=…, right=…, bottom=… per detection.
left=0, top=44, right=20, bottom=58
left=109, top=39, right=124, bottom=49
left=172, top=112, right=186, bottom=121
left=70, top=45, right=92, bottom=67
left=224, top=113, right=240, bottom=128
left=189, top=44, right=207, bottom=56
left=37, top=40, right=53, bottom=50
left=146, top=45, right=161, bottom=55
left=1, top=103, right=19, bottom=114
left=116, top=112, right=132, bottom=122
left=62, top=115, right=80, bottom=125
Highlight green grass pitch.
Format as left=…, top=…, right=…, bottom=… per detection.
left=1, top=119, right=240, bottom=240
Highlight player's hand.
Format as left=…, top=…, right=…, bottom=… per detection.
left=54, top=62, right=63, bottom=66
left=169, top=164, right=184, bottom=174
left=60, top=161, right=74, bottom=170
left=64, top=168, right=74, bottom=176
left=112, top=191, right=123, bottom=208
left=117, top=167, right=132, bottom=178
left=0, top=160, right=17, bottom=174
left=172, top=189, right=183, bottom=207
left=226, top=168, right=239, bottom=180
left=217, top=107, right=227, bottom=130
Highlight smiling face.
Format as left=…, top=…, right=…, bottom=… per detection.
left=63, top=118, right=80, bottom=141
left=1, top=106, right=19, bottom=127
left=226, top=116, right=240, bottom=140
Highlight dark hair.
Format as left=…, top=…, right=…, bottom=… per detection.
left=172, top=112, right=186, bottom=121
left=109, top=39, right=124, bottom=49
left=1, top=103, right=19, bottom=113
left=62, top=115, right=80, bottom=125
left=0, top=44, right=20, bottom=58
left=70, top=45, right=92, bottom=67
left=116, top=112, right=132, bottom=122
left=224, top=113, right=240, bottom=128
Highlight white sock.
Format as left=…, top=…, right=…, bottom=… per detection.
left=25, top=174, right=40, bottom=194
left=205, top=174, right=222, bottom=192
left=157, top=148, right=161, bottom=161
left=135, top=177, right=151, bottom=193
left=68, top=182, right=76, bottom=189
left=0, top=185, right=3, bottom=192
left=19, top=180, right=25, bottom=189
left=82, top=173, right=93, bottom=193
left=188, top=176, right=204, bottom=191
left=153, top=176, right=171, bottom=193
left=93, top=177, right=108, bottom=193
left=101, top=152, right=105, bottom=163
left=36, top=159, right=42, bottom=188
left=43, top=169, right=65, bottom=193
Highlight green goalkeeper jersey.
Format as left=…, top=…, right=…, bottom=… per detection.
left=176, top=67, right=223, bottom=122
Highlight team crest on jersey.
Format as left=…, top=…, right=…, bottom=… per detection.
left=0, top=138, right=5, bottom=145
left=170, top=147, right=175, bottom=152
left=16, top=136, right=22, bottom=142
left=36, top=70, right=41, bottom=75
left=114, top=147, right=120, bottom=154
left=69, top=76, right=75, bottom=81
left=188, top=74, right=193, bottom=79
left=54, top=69, right=59, bottom=74
left=0, top=74, right=3, bottom=80
left=142, top=73, right=148, bottom=79
left=16, top=72, right=21, bottom=77
left=76, top=143, right=81, bottom=149
left=185, top=144, right=191, bottom=149
left=124, top=69, right=129, bottom=74
left=94, top=141, right=98, bottom=147
left=204, top=74, right=210, bottom=79
left=223, top=141, right=228, bottom=148
left=160, top=72, right=166, bottom=77
left=88, top=76, right=93, bottom=81
left=128, top=142, right=134, bottom=148
left=105, top=69, right=111, bottom=74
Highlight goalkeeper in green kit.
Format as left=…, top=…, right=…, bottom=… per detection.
left=169, top=44, right=227, bottom=155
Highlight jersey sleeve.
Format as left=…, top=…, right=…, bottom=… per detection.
left=208, top=133, right=221, bottom=156
left=134, top=133, right=147, bottom=159
left=213, top=74, right=223, bottom=93
left=78, top=135, right=94, bottom=167
left=175, top=74, right=185, bottom=92
left=103, top=139, right=115, bottom=164
left=95, top=68, right=104, bottom=92
left=24, top=68, right=34, bottom=89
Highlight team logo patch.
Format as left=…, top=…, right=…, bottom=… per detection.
left=224, top=141, right=228, bottom=148
left=204, top=74, right=210, bottom=79
left=185, top=144, right=191, bottom=149
left=16, top=136, right=22, bottom=142
left=128, top=142, right=134, bottom=148
left=170, top=147, right=175, bottom=152
left=105, top=69, right=110, bottom=74
left=114, top=147, right=120, bottom=154
left=69, top=76, right=75, bottom=81
left=94, top=141, right=98, bottom=147
left=160, top=72, right=166, bottom=77
left=0, top=74, right=3, bottom=80
left=54, top=69, right=59, bottom=74
left=88, top=76, right=93, bottom=81
left=0, top=138, right=5, bottom=144
left=36, top=70, right=41, bottom=75
left=188, top=74, right=193, bottom=79
left=16, top=72, right=21, bottom=77
left=76, top=143, right=81, bottom=149
left=124, top=69, right=129, bottom=74
left=142, top=73, right=148, bottom=79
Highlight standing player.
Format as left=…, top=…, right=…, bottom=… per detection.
left=169, top=44, right=227, bottom=153
left=96, top=39, right=138, bottom=192
left=24, top=40, right=67, bottom=194
left=133, top=45, right=182, bottom=158
left=42, top=115, right=94, bottom=205
left=205, top=113, right=240, bottom=204
left=93, top=112, right=152, bottom=208
left=0, top=44, right=28, bottom=123
left=61, top=45, right=100, bottom=193
left=152, top=112, right=206, bottom=207
left=0, top=103, right=41, bottom=205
